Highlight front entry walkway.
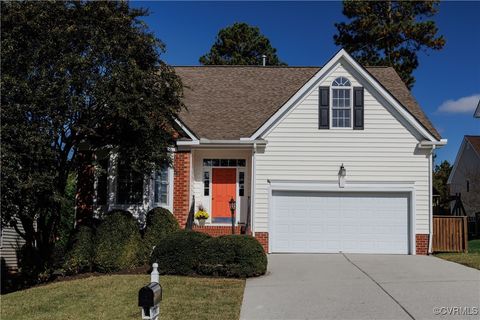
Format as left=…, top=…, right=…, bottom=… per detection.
left=240, top=254, right=480, bottom=320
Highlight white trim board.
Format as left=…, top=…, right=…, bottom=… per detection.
left=175, top=118, right=199, bottom=141
left=248, top=49, right=439, bottom=142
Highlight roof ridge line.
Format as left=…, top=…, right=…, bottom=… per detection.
left=173, top=65, right=393, bottom=68
left=173, top=65, right=322, bottom=68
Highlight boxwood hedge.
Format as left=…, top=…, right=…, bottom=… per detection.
left=94, top=210, right=145, bottom=272
left=143, top=207, right=179, bottom=254
left=150, top=230, right=211, bottom=275
left=63, top=225, right=95, bottom=275
left=198, top=235, right=267, bottom=277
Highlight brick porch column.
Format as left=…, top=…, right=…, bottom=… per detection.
left=173, top=151, right=191, bottom=228
left=416, top=234, right=429, bottom=255
left=255, top=232, right=269, bottom=253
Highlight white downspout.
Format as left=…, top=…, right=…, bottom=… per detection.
left=428, top=145, right=436, bottom=254
left=250, top=142, right=257, bottom=236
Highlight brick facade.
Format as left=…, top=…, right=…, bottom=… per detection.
left=192, top=226, right=268, bottom=253
left=173, top=151, right=191, bottom=228
left=193, top=225, right=242, bottom=236
left=416, top=234, right=429, bottom=255
left=254, top=232, right=269, bottom=253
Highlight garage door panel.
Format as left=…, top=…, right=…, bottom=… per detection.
left=271, top=191, right=409, bottom=254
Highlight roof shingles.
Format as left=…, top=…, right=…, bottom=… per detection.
left=465, top=136, right=480, bottom=155
left=174, top=66, right=441, bottom=140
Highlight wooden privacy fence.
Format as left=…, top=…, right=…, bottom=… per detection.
left=433, top=216, right=468, bottom=253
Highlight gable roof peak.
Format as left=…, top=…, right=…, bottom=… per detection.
left=173, top=51, right=441, bottom=141
left=465, top=135, right=480, bottom=155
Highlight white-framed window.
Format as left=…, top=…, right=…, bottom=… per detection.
left=203, top=171, right=210, bottom=196
left=153, top=166, right=170, bottom=206
left=331, top=76, right=352, bottom=128
left=117, top=159, right=143, bottom=205
left=239, top=171, right=245, bottom=197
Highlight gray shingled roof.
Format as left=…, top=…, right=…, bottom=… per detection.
left=465, top=136, right=480, bottom=156
left=174, top=66, right=441, bottom=140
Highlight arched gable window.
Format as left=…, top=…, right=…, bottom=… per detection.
left=332, top=77, right=351, bottom=87
left=331, top=77, right=352, bottom=128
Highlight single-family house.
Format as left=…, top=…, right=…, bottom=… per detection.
left=0, top=220, right=26, bottom=271
left=448, top=135, right=480, bottom=217
left=82, top=49, right=447, bottom=255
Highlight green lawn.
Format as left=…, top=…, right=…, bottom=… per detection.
left=435, top=239, right=480, bottom=270
left=1, top=275, right=245, bottom=320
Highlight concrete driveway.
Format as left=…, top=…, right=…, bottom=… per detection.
left=240, top=254, right=480, bottom=320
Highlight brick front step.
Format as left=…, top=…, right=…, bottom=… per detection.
left=192, top=225, right=242, bottom=236
left=192, top=226, right=268, bottom=253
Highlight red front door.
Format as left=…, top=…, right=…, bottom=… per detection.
left=212, top=168, right=236, bottom=223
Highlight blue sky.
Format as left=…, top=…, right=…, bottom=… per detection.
left=132, top=1, right=480, bottom=165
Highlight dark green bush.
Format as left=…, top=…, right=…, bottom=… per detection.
left=62, top=225, right=95, bottom=275
left=150, top=230, right=211, bottom=275
left=143, top=207, right=179, bottom=254
left=94, top=210, right=145, bottom=273
left=198, top=235, right=267, bottom=278
left=17, top=244, right=43, bottom=284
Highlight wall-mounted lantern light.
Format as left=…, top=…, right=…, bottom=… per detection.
left=229, top=198, right=236, bottom=234
left=338, top=164, right=346, bottom=188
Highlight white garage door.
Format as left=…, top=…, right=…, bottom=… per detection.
left=271, top=191, right=409, bottom=254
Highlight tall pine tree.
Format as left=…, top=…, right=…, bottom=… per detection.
left=334, top=1, right=445, bottom=88
left=200, top=22, right=286, bottom=66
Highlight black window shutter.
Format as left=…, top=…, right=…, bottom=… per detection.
left=353, top=87, right=364, bottom=130
left=318, top=86, right=329, bottom=129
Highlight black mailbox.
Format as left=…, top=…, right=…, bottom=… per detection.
left=138, top=282, right=162, bottom=309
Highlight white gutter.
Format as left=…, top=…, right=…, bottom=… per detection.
left=418, top=139, right=448, bottom=148
left=176, top=140, right=200, bottom=146
left=428, top=145, right=436, bottom=254
left=417, top=138, right=446, bottom=254
left=177, top=139, right=267, bottom=148
left=250, top=142, right=257, bottom=236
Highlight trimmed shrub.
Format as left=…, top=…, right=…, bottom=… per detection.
left=63, top=225, right=95, bottom=275
left=17, top=245, right=43, bottom=284
left=143, top=207, right=179, bottom=254
left=198, top=235, right=267, bottom=278
left=94, top=210, right=145, bottom=273
left=150, top=230, right=211, bottom=275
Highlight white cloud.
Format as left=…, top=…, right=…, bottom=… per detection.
left=437, top=94, right=480, bottom=113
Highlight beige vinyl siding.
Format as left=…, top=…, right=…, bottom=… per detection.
left=1, top=221, right=25, bottom=270
left=254, top=62, right=431, bottom=233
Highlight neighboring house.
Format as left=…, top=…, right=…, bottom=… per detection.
left=448, top=135, right=480, bottom=217
left=0, top=220, right=26, bottom=271
left=81, top=49, right=446, bottom=255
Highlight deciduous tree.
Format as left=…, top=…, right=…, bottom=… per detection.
left=433, top=160, right=452, bottom=211
left=1, top=1, right=183, bottom=274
